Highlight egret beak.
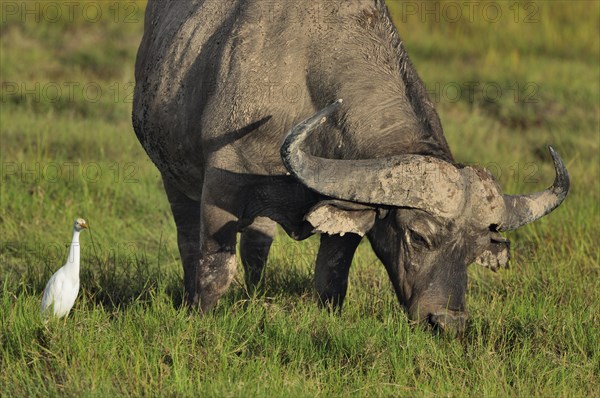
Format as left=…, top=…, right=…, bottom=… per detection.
left=81, top=222, right=89, bottom=229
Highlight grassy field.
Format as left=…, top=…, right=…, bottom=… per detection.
left=1, top=0, right=598, bottom=396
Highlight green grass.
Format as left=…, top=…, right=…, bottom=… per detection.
left=1, top=0, right=599, bottom=396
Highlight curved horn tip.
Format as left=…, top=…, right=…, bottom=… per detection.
left=286, top=99, right=342, bottom=140
left=300, top=99, right=344, bottom=128
left=548, top=145, right=561, bottom=166
left=280, top=99, right=344, bottom=170
left=320, top=98, right=343, bottom=117
left=323, top=99, right=343, bottom=119
left=499, top=145, right=570, bottom=231
left=316, top=99, right=342, bottom=124
left=547, top=145, right=570, bottom=197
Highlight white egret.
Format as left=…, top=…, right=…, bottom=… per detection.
left=40, top=218, right=88, bottom=319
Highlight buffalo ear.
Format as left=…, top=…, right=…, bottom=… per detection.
left=473, top=233, right=511, bottom=271
left=305, top=200, right=377, bottom=237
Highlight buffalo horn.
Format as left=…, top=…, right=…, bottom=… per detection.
left=499, top=146, right=570, bottom=231
left=281, top=100, right=466, bottom=218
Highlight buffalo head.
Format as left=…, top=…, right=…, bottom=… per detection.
left=281, top=100, right=570, bottom=334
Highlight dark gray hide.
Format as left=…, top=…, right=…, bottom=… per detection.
left=133, top=0, right=569, bottom=333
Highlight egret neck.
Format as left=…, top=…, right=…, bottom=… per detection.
left=66, top=228, right=81, bottom=277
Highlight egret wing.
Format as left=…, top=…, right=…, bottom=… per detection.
left=40, top=267, right=66, bottom=315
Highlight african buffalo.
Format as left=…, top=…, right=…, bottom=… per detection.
left=132, top=0, right=569, bottom=333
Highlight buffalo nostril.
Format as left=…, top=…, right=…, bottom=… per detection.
left=429, top=311, right=468, bottom=334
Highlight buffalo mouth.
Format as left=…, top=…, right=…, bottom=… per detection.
left=427, top=310, right=468, bottom=335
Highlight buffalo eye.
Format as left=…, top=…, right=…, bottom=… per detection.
left=407, top=229, right=432, bottom=249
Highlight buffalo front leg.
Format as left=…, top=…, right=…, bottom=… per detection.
left=163, top=179, right=201, bottom=304
left=240, top=216, right=276, bottom=290
left=195, top=184, right=240, bottom=312
left=314, top=233, right=362, bottom=311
